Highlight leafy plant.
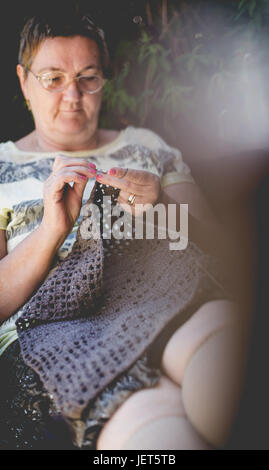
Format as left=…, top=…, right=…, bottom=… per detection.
left=99, top=0, right=269, bottom=149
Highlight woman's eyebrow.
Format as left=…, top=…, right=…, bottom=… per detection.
left=36, top=65, right=102, bottom=74
left=79, top=65, right=102, bottom=73
left=36, top=66, right=65, bottom=73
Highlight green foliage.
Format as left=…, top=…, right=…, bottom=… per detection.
left=99, top=0, right=269, bottom=145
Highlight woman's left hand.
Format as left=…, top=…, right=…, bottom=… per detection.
left=96, top=167, right=162, bottom=216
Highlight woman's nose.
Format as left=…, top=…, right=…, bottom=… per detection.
left=62, top=79, right=81, bottom=101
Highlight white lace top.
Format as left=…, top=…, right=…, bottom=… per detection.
left=0, top=125, right=195, bottom=356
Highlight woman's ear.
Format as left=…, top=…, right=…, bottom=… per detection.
left=16, top=64, right=28, bottom=99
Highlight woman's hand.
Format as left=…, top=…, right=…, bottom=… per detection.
left=96, top=167, right=162, bottom=216
left=40, top=155, right=97, bottom=240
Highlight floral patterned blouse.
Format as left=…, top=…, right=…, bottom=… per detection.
left=0, top=125, right=195, bottom=356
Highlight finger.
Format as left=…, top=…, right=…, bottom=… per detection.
left=117, top=195, right=153, bottom=217
left=56, top=165, right=97, bottom=179
left=49, top=171, right=90, bottom=197
left=118, top=190, right=151, bottom=206
left=108, top=167, right=158, bottom=186
left=108, top=167, right=129, bottom=179
left=53, top=155, right=96, bottom=172
left=116, top=196, right=133, bottom=215
left=73, top=175, right=89, bottom=200
left=96, top=172, right=145, bottom=195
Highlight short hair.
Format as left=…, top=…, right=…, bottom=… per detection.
left=18, top=10, right=111, bottom=78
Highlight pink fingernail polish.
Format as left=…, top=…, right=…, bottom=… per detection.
left=89, top=163, right=96, bottom=168
left=109, top=168, right=116, bottom=175
left=79, top=175, right=87, bottom=180
left=96, top=173, right=103, bottom=179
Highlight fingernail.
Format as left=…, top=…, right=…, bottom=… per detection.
left=90, top=168, right=97, bottom=174
left=109, top=168, right=116, bottom=175
left=79, top=175, right=87, bottom=180
left=96, top=173, right=103, bottom=179
left=89, top=163, right=96, bottom=168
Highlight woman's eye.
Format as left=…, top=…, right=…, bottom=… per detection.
left=81, top=76, right=98, bottom=82
left=50, top=76, right=63, bottom=83
left=43, top=75, right=64, bottom=85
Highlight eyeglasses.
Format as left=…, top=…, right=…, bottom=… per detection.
left=28, top=69, right=106, bottom=94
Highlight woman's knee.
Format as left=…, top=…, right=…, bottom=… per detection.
left=161, top=299, right=239, bottom=387
left=181, top=323, right=244, bottom=448
left=120, top=415, right=212, bottom=450
left=96, top=375, right=187, bottom=450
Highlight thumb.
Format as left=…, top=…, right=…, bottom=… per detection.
left=72, top=175, right=89, bottom=201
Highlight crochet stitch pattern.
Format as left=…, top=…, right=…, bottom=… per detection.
left=16, top=180, right=230, bottom=420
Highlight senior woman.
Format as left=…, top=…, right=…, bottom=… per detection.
left=0, top=11, right=241, bottom=450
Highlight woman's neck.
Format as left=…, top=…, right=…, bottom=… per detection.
left=15, top=129, right=101, bottom=152
left=15, top=128, right=121, bottom=153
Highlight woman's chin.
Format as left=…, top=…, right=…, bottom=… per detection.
left=57, top=115, right=88, bottom=135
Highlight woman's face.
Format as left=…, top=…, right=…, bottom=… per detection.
left=17, top=35, right=105, bottom=149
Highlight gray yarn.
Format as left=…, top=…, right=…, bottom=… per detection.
left=15, top=181, right=229, bottom=420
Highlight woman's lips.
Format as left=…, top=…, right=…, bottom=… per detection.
left=61, top=109, right=83, bottom=112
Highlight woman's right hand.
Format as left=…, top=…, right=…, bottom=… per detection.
left=0, top=156, right=97, bottom=322
left=40, top=155, right=97, bottom=241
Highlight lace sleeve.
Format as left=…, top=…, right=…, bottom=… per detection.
left=150, top=142, right=195, bottom=188
left=159, top=147, right=195, bottom=188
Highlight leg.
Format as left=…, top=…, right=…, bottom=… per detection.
left=160, top=300, right=239, bottom=387
left=96, top=375, right=212, bottom=450
left=161, top=300, right=245, bottom=447
left=181, top=323, right=243, bottom=448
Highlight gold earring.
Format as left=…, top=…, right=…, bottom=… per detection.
left=25, top=99, right=31, bottom=111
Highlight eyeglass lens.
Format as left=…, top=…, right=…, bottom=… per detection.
left=40, top=73, right=104, bottom=93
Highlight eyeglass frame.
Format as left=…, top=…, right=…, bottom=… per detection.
left=26, top=68, right=107, bottom=94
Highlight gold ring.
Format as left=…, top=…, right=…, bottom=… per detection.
left=128, top=194, right=136, bottom=205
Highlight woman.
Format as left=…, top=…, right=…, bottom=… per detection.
left=0, top=10, right=242, bottom=450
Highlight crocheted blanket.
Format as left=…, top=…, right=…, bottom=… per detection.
left=15, top=180, right=230, bottom=420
